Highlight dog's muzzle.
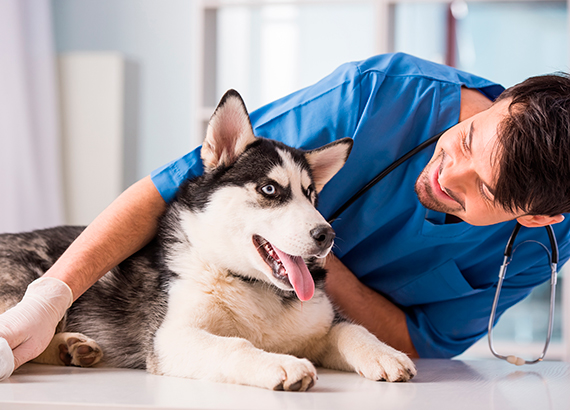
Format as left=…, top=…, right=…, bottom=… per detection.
left=252, top=235, right=316, bottom=301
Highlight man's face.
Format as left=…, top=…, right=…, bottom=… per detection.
left=415, top=98, right=521, bottom=226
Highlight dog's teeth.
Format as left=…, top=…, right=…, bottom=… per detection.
left=263, top=243, right=280, bottom=262
left=255, top=236, right=287, bottom=279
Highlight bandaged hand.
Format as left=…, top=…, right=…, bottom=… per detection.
left=0, top=277, right=73, bottom=381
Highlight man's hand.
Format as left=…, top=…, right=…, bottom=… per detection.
left=0, top=277, right=73, bottom=380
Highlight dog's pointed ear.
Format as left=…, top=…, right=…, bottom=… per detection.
left=201, top=89, right=257, bottom=170
left=305, top=138, right=353, bottom=193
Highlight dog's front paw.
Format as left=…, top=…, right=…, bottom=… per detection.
left=352, top=343, right=416, bottom=382
left=262, top=355, right=317, bottom=391
left=57, top=332, right=103, bottom=367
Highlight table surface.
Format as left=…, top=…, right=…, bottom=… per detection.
left=0, top=359, right=568, bottom=410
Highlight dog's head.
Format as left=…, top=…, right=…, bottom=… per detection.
left=178, top=90, right=352, bottom=301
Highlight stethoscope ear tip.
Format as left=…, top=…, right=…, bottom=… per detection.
left=506, top=355, right=526, bottom=366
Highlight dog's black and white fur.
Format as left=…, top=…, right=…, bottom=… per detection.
left=0, top=90, right=416, bottom=391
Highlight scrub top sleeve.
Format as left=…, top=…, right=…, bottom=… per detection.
left=406, top=259, right=556, bottom=358
left=150, top=145, right=204, bottom=203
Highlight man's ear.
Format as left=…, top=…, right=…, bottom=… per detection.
left=201, top=89, right=257, bottom=170
left=304, top=138, right=353, bottom=193
left=516, top=214, right=565, bottom=228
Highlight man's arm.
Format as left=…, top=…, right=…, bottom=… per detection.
left=43, top=175, right=166, bottom=299
left=324, top=254, right=419, bottom=358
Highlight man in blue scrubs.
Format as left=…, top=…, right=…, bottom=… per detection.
left=151, top=53, right=570, bottom=358
left=1, top=53, right=569, bottom=376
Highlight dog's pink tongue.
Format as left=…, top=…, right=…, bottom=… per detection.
left=273, top=246, right=315, bottom=301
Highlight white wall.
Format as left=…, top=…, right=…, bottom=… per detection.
left=52, top=0, right=195, bottom=187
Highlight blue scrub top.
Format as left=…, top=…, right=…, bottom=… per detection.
left=151, top=53, right=570, bottom=358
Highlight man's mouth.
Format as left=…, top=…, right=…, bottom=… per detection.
left=431, top=154, right=465, bottom=210
left=252, top=235, right=315, bottom=301
left=434, top=172, right=453, bottom=201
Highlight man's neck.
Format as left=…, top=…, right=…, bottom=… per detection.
left=459, top=87, right=493, bottom=122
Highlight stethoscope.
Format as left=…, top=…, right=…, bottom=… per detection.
left=327, top=129, right=559, bottom=365
left=488, top=222, right=558, bottom=365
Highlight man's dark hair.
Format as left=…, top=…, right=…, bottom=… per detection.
left=493, top=72, right=570, bottom=216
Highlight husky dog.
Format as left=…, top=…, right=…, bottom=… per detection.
left=0, top=90, right=416, bottom=391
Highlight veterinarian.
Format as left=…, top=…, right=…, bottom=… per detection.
left=1, top=53, right=570, bottom=379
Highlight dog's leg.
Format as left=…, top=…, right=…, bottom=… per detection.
left=316, top=322, right=416, bottom=382
left=33, top=332, right=103, bottom=367
left=150, top=326, right=317, bottom=391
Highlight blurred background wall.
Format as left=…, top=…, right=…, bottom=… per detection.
left=46, top=0, right=569, bottom=228
left=50, top=0, right=570, bottom=201
left=52, top=0, right=195, bottom=189
left=0, top=0, right=568, bottom=361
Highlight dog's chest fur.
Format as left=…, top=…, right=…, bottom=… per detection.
left=162, top=259, right=335, bottom=357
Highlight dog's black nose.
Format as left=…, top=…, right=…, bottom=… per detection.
left=310, top=225, right=335, bottom=249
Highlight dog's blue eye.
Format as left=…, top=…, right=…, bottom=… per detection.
left=262, top=184, right=276, bottom=195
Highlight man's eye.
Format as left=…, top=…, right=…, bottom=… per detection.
left=480, top=183, right=494, bottom=202
left=461, top=131, right=469, bottom=152
left=261, top=184, right=276, bottom=195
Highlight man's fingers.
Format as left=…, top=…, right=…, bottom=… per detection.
left=11, top=337, right=43, bottom=371
left=0, top=338, right=15, bottom=381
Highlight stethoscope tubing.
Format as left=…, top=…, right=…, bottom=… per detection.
left=488, top=223, right=558, bottom=365
left=327, top=129, right=446, bottom=224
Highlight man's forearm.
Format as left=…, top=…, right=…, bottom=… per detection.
left=43, top=175, right=167, bottom=300
left=324, top=255, right=419, bottom=358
